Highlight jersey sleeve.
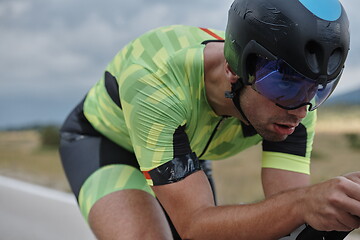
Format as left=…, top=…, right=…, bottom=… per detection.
left=119, top=63, right=190, bottom=173
left=261, top=109, right=317, bottom=174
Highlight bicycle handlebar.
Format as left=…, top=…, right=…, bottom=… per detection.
left=295, top=225, right=352, bottom=240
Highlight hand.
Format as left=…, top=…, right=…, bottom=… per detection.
left=344, top=171, right=360, bottom=185
left=301, top=172, right=360, bottom=232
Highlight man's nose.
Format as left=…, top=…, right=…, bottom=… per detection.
left=287, top=105, right=308, bottom=119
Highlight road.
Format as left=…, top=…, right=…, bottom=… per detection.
left=0, top=175, right=95, bottom=240
left=0, top=175, right=359, bottom=240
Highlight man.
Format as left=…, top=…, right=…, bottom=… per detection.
left=59, top=0, right=360, bottom=239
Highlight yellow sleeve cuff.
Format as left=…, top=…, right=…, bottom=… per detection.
left=262, top=151, right=310, bottom=175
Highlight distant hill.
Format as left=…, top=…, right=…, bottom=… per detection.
left=0, top=123, right=60, bottom=131
left=326, top=87, right=360, bottom=105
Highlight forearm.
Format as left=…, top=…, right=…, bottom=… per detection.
left=156, top=171, right=360, bottom=239
left=183, top=188, right=305, bottom=240
left=262, top=168, right=310, bottom=198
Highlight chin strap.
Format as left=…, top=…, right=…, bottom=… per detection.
left=225, top=80, right=251, bottom=125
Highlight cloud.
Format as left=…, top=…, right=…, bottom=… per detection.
left=341, top=0, right=360, bottom=67
left=0, top=0, right=235, bottom=127
left=0, top=0, right=232, bottom=94
left=0, top=1, right=31, bottom=18
left=334, top=66, right=360, bottom=95
left=0, top=0, right=359, bottom=127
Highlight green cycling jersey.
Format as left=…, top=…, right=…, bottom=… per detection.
left=83, top=25, right=316, bottom=185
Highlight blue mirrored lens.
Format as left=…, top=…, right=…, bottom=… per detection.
left=311, top=73, right=341, bottom=110
left=253, top=57, right=342, bottom=110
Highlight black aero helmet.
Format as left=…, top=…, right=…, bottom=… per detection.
left=224, top=0, right=350, bottom=88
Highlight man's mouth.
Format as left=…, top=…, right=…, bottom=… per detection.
left=273, top=123, right=298, bottom=136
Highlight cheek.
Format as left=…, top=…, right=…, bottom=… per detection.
left=247, top=103, right=269, bottom=124
left=241, top=88, right=280, bottom=123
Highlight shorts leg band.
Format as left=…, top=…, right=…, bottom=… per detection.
left=78, top=164, right=155, bottom=222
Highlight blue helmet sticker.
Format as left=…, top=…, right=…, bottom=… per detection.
left=298, top=0, right=341, bottom=21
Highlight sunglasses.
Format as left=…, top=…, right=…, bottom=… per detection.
left=251, top=56, right=342, bottom=111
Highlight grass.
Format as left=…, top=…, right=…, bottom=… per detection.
left=315, top=105, right=360, bottom=134
left=0, top=130, right=70, bottom=192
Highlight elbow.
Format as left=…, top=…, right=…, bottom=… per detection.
left=177, top=206, right=214, bottom=240
left=177, top=218, right=198, bottom=240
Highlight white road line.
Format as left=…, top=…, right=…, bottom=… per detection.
left=0, top=175, right=96, bottom=240
left=0, top=175, right=75, bottom=204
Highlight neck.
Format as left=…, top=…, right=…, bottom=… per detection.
left=203, top=42, right=246, bottom=122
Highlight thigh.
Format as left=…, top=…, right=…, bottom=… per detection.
left=78, top=163, right=172, bottom=239
left=59, top=132, right=101, bottom=199
left=59, top=132, right=139, bottom=199
left=78, top=163, right=154, bottom=220
left=59, top=132, right=173, bottom=239
left=89, top=189, right=172, bottom=240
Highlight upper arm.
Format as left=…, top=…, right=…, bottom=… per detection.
left=152, top=170, right=215, bottom=236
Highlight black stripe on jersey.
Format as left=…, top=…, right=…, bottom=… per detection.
left=262, top=123, right=307, bottom=157
left=148, top=125, right=201, bottom=185
left=104, top=71, right=122, bottom=108
left=173, top=125, right=192, bottom=156
left=241, top=121, right=258, bottom=137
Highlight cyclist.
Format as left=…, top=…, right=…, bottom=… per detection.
left=59, top=0, right=359, bottom=239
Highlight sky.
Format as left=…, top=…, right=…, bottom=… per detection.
left=0, top=0, right=359, bottom=128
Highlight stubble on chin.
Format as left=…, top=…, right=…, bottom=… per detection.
left=253, top=125, right=288, bottom=142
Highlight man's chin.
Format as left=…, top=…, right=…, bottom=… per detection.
left=259, top=131, right=289, bottom=142
left=264, top=135, right=288, bottom=142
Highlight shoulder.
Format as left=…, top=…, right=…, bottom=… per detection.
left=133, top=25, right=225, bottom=49
left=301, top=109, right=317, bottom=131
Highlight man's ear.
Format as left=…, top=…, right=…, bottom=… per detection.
left=225, top=62, right=239, bottom=83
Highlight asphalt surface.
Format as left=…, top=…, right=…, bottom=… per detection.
left=0, top=175, right=95, bottom=240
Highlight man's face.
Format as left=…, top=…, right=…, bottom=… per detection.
left=240, top=86, right=308, bottom=142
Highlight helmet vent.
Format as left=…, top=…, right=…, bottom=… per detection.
left=327, top=47, right=342, bottom=75
left=305, top=41, right=323, bottom=74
